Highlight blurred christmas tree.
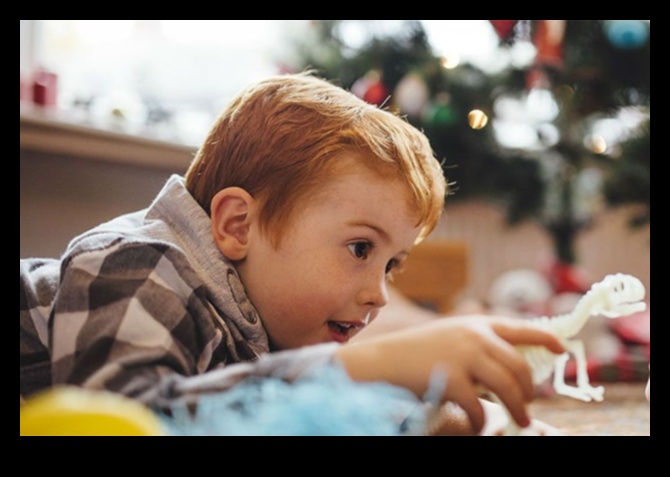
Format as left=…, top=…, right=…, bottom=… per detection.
left=284, top=20, right=650, bottom=276
left=603, top=117, right=650, bottom=228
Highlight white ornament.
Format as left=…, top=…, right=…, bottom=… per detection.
left=488, top=269, right=553, bottom=318
left=393, top=73, right=429, bottom=118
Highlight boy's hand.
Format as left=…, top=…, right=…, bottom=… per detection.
left=336, top=315, right=564, bottom=434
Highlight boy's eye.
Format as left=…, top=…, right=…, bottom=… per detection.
left=348, top=241, right=371, bottom=260
left=385, top=259, right=398, bottom=275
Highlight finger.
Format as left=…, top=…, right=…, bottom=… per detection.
left=473, top=360, right=531, bottom=428
left=492, top=321, right=565, bottom=354
left=483, top=334, right=536, bottom=401
left=442, top=376, right=485, bottom=434
left=467, top=323, right=535, bottom=400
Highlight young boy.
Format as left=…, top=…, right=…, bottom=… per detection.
left=20, top=73, right=563, bottom=435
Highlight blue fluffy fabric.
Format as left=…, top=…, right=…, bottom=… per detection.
left=161, top=364, right=428, bottom=436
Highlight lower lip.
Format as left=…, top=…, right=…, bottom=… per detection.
left=328, top=326, right=351, bottom=344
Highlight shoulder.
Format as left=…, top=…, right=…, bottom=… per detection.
left=62, top=233, right=195, bottom=288
left=63, top=206, right=190, bottom=270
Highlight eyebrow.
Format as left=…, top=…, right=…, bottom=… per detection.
left=347, top=222, right=410, bottom=257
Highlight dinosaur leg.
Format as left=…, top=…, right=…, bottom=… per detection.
left=553, top=340, right=604, bottom=402
left=567, top=339, right=605, bottom=401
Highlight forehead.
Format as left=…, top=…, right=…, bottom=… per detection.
left=310, top=159, right=420, bottom=229
left=264, top=150, right=427, bottom=251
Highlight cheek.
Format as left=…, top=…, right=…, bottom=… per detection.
left=276, top=273, right=343, bottom=316
left=273, top=265, right=349, bottom=322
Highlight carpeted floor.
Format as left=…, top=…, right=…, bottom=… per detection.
left=530, top=382, right=650, bottom=436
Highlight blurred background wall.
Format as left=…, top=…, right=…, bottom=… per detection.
left=20, top=20, right=650, bottom=303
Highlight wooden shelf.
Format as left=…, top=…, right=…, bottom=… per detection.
left=20, top=104, right=197, bottom=171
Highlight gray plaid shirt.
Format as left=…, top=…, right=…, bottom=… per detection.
left=20, top=175, right=337, bottom=408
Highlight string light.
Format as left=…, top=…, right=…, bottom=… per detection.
left=468, top=109, right=488, bottom=129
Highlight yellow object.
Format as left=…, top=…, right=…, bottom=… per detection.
left=20, top=386, right=165, bottom=436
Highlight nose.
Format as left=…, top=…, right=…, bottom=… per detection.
left=358, top=270, right=389, bottom=309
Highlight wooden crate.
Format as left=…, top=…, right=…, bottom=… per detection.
left=392, top=240, right=468, bottom=314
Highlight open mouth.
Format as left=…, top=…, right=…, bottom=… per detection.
left=327, top=320, right=364, bottom=343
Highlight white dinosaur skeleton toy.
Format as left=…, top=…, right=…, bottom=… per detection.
left=491, top=273, right=647, bottom=435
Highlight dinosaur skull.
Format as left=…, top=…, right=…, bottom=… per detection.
left=592, top=273, right=647, bottom=318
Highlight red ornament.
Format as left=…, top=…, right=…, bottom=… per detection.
left=363, top=80, right=389, bottom=107
left=352, top=71, right=389, bottom=107
left=489, top=20, right=518, bottom=41
left=534, top=20, right=565, bottom=68
left=546, top=259, right=589, bottom=294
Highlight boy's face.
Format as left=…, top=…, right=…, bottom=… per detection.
left=237, top=157, right=423, bottom=350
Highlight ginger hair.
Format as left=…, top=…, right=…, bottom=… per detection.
left=185, top=72, right=447, bottom=246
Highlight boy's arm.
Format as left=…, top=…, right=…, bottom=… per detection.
left=153, top=343, right=340, bottom=408
left=337, top=316, right=564, bottom=433
left=350, top=289, right=564, bottom=434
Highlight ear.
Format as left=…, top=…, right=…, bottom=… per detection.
left=210, top=187, right=256, bottom=260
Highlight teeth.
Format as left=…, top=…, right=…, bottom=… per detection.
left=330, top=321, right=356, bottom=333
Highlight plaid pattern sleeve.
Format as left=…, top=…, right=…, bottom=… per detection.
left=49, top=239, right=224, bottom=403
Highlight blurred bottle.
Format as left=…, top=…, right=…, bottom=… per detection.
left=31, top=68, right=58, bottom=107
left=20, top=71, right=26, bottom=101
